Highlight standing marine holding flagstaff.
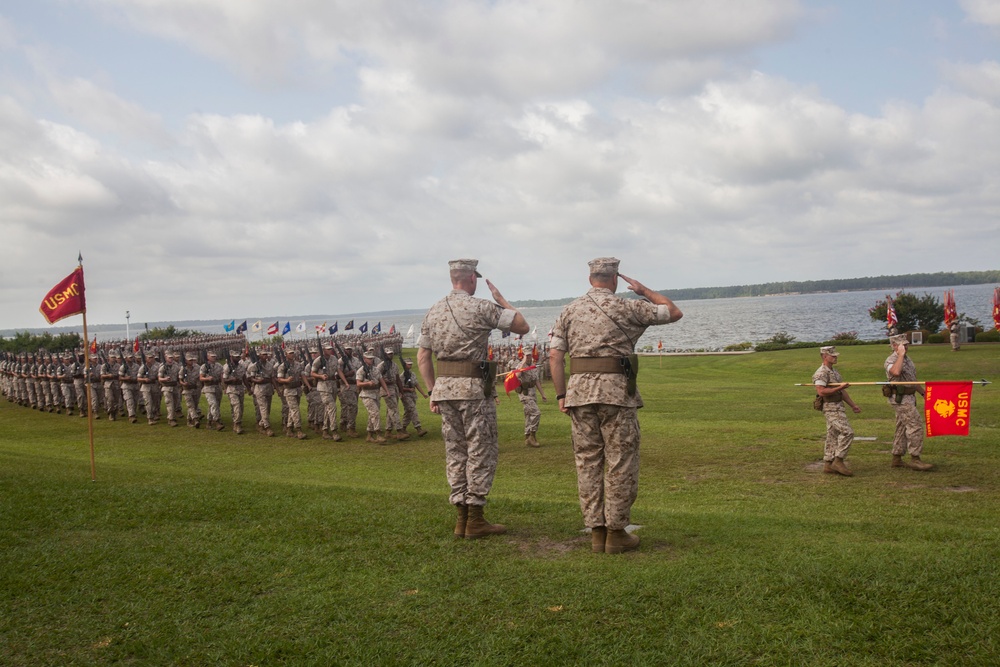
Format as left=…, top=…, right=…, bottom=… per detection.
left=812, top=346, right=861, bottom=477
left=884, top=334, right=933, bottom=471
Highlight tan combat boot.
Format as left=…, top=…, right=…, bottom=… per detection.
left=823, top=461, right=835, bottom=474
left=906, top=456, right=933, bottom=471
left=591, top=527, right=607, bottom=554
left=465, top=505, right=506, bottom=539
left=891, top=454, right=905, bottom=468
left=605, top=528, right=640, bottom=554
left=416, top=427, right=428, bottom=437
left=322, top=430, right=333, bottom=440
left=529, top=432, right=540, bottom=447
left=454, top=504, right=468, bottom=539
left=393, top=429, right=410, bottom=441
left=295, top=430, right=307, bottom=440
left=375, top=431, right=388, bottom=444
left=831, top=457, right=853, bottom=477
left=366, top=431, right=377, bottom=443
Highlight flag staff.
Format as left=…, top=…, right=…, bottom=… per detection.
left=795, top=380, right=992, bottom=387
left=78, top=253, right=97, bottom=481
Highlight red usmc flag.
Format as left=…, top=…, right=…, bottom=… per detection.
left=39, top=266, right=86, bottom=324
left=925, top=382, right=973, bottom=437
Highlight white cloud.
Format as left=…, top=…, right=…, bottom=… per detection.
left=48, top=77, right=172, bottom=147
left=960, top=0, right=1000, bottom=28
left=2, top=1, right=1000, bottom=328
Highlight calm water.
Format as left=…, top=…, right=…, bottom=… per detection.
left=68, top=284, right=999, bottom=352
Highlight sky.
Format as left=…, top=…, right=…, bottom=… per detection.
left=2, top=0, right=999, bottom=330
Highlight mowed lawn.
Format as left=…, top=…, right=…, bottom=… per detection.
left=2, top=344, right=1000, bottom=666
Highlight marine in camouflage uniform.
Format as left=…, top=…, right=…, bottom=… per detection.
left=276, top=348, right=309, bottom=439
left=812, top=346, right=861, bottom=477
left=179, top=353, right=203, bottom=428
left=549, top=258, right=682, bottom=555
left=200, top=350, right=226, bottom=431
left=56, top=353, right=75, bottom=415
left=885, top=334, right=933, bottom=471
left=356, top=349, right=388, bottom=443
left=379, top=347, right=409, bottom=441
left=119, top=351, right=141, bottom=423
left=88, top=354, right=104, bottom=418
left=338, top=344, right=362, bottom=437
left=137, top=352, right=161, bottom=425
left=157, top=351, right=182, bottom=427
left=311, top=343, right=347, bottom=441
left=223, top=350, right=249, bottom=434
left=516, top=352, right=547, bottom=447
left=247, top=348, right=276, bottom=436
left=100, top=351, right=122, bottom=420
left=417, top=258, right=529, bottom=539
left=399, top=358, right=428, bottom=437
left=70, top=353, right=88, bottom=416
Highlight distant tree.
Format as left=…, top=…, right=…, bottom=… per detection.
left=0, top=331, right=82, bottom=353
left=139, top=325, right=196, bottom=341
left=868, top=291, right=944, bottom=333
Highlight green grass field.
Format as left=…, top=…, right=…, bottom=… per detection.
left=3, top=344, right=1000, bottom=666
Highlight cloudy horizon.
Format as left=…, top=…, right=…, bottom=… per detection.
left=2, top=0, right=999, bottom=330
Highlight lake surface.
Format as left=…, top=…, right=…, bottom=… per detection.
left=41, top=283, right=999, bottom=352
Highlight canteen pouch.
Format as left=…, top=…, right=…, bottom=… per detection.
left=620, top=354, right=639, bottom=397
left=881, top=384, right=894, bottom=398
left=813, top=394, right=824, bottom=411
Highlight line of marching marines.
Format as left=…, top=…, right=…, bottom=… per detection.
left=0, top=333, right=550, bottom=443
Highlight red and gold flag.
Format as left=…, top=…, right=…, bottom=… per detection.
left=993, top=287, right=1000, bottom=331
left=944, top=290, right=957, bottom=327
left=503, top=365, right=536, bottom=394
left=925, top=381, right=973, bottom=437
left=531, top=343, right=538, bottom=361
left=39, top=266, right=86, bottom=324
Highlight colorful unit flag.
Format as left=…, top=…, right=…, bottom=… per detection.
left=251, top=320, right=262, bottom=332
left=90, top=336, right=98, bottom=355
left=503, top=365, right=536, bottom=394
left=993, top=287, right=1000, bottom=331
left=133, top=336, right=140, bottom=353
left=372, top=322, right=381, bottom=334
left=267, top=321, right=279, bottom=336
left=359, top=322, right=368, bottom=334
left=345, top=320, right=354, bottom=331
left=236, top=320, right=248, bottom=334
left=331, top=322, right=338, bottom=334
left=925, top=381, right=973, bottom=437
left=39, top=266, right=86, bottom=324
left=943, top=290, right=957, bottom=327
left=281, top=322, right=291, bottom=335
left=315, top=322, right=327, bottom=333
left=886, top=295, right=898, bottom=330
left=224, top=320, right=235, bottom=332
left=388, top=324, right=395, bottom=335
left=295, top=321, right=306, bottom=333
left=531, top=343, right=538, bottom=361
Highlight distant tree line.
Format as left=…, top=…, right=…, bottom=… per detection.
left=0, top=331, right=82, bottom=353
left=513, top=270, right=1000, bottom=307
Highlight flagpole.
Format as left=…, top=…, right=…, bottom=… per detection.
left=77, top=254, right=97, bottom=482
left=795, top=380, right=991, bottom=387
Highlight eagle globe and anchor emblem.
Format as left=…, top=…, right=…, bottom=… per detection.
left=932, top=399, right=957, bottom=420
